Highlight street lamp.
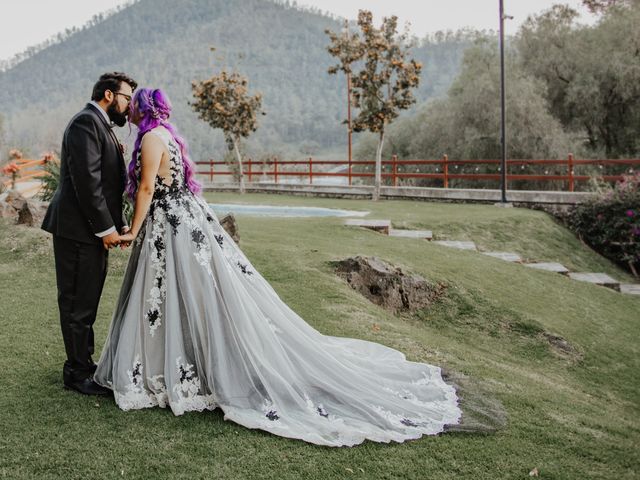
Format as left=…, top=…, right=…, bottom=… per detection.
left=499, top=0, right=513, bottom=205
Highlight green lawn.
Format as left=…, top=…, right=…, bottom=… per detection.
left=0, top=193, right=638, bottom=479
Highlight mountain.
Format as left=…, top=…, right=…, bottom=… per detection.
left=0, top=0, right=475, bottom=161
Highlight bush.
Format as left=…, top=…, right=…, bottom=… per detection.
left=567, top=173, right=640, bottom=277
left=39, top=156, right=60, bottom=201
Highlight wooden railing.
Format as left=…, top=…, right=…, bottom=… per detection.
left=196, top=155, right=640, bottom=192
left=2, top=158, right=48, bottom=186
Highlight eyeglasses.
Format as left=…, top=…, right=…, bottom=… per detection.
left=114, top=92, right=132, bottom=103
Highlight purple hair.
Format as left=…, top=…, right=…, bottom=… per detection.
left=126, top=87, right=201, bottom=200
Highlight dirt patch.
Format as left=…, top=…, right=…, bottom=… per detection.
left=332, top=256, right=447, bottom=314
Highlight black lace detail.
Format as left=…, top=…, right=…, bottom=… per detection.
left=131, top=361, right=142, bottom=386
left=146, top=308, right=160, bottom=327
left=153, top=237, right=165, bottom=260
left=265, top=410, right=280, bottom=421
left=191, top=229, right=206, bottom=249
left=214, top=234, right=224, bottom=248
left=317, top=406, right=329, bottom=418
left=237, top=261, right=253, bottom=275
left=179, top=364, right=196, bottom=384
left=167, top=213, right=181, bottom=234
left=401, top=418, right=418, bottom=427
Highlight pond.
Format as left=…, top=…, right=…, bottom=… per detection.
left=209, top=203, right=369, bottom=218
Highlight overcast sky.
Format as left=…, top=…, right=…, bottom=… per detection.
left=0, top=0, right=598, bottom=62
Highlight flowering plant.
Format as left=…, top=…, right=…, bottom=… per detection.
left=568, top=173, right=640, bottom=277
left=1, top=162, right=20, bottom=189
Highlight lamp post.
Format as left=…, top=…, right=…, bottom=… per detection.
left=498, top=0, right=512, bottom=205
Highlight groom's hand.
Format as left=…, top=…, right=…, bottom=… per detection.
left=102, top=231, right=121, bottom=250
left=119, top=226, right=132, bottom=249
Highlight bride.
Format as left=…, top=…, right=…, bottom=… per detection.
left=95, top=87, right=461, bottom=447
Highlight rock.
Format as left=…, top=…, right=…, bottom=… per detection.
left=333, top=256, right=445, bottom=314
left=220, top=213, right=240, bottom=244
left=0, top=190, right=27, bottom=221
left=16, top=199, right=48, bottom=227
left=0, top=198, right=17, bottom=219
left=3, top=190, right=27, bottom=211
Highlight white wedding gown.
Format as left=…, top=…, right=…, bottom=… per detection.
left=94, top=127, right=461, bottom=447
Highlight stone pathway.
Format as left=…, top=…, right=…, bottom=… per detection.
left=344, top=219, right=391, bottom=235
left=433, top=240, right=477, bottom=251
left=525, top=262, right=570, bottom=274
left=389, top=229, right=433, bottom=240
left=620, top=284, right=640, bottom=295
left=343, top=217, right=640, bottom=296
left=568, top=272, right=620, bottom=289
left=482, top=252, right=523, bottom=263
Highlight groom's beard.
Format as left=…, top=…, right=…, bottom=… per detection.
left=107, top=100, right=128, bottom=127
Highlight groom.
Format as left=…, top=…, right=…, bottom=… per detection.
left=42, top=72, right=137, bottom=395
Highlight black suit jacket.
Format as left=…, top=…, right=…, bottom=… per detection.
left=42, top=103, right=128, bottom=244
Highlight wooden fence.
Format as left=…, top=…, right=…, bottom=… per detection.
left=195, top=155, right=639, bottom=192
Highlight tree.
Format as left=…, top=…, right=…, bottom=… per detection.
left=355, top=37, right=576, bottom=190
left=518, top=3, right=640, bottom=158
left=326, top=10, right=422, bottom=200
left=582, top=0, right=637, bottom=13
left=191, top=70, right=263, bottom=194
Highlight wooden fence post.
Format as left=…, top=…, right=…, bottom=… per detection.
left=392, top=155, right=398, bottom=187
left=274, top=157, right=279, bottom=184
left=210, top=159, right=214, bottom=182
left=309, top=157, right=313, bottom=184
left=247, top=158, right=252, bottom=183
left=443, top=154, right=449, bottom=188
left=568, top=153, right=574, bottom=192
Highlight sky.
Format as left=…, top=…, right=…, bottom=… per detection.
left=0, top=0, right=598, bottom=62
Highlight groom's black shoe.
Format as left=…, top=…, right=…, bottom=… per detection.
left=63, top=377, right=110, bottom=396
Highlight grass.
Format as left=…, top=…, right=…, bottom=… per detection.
left=0, top=193, right=638, bottom=479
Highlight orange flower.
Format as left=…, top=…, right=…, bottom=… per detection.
left=2, top=162, right=20, bottom=175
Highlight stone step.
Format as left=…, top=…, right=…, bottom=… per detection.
left=568, top=272, right=620, bottom=290
left=620, top=284, right=640, bottom=295
left=344, top=219, right=391, bottom=235
left=433, top=240, right=477, bottom=251
left=482, top=251, right=523, bottom=263
left=389, top=229, right=433, bottom=240
left=524, top=262, right=570, bottom=274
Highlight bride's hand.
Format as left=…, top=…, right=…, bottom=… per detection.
left=119, top=232, right=136, bottom=248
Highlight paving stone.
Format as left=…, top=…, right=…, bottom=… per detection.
left=482, top=252, right=523, bottom=263
left=433, top=240, right=477, bottom=251
left=388, top=229, right=433, bottom=240
left=524, top=262, right=569, bottom=274
left=568, top=272, right=620, bottom=289
left=620, top=284, right=640, bottom=295
left=344, top=219, right=391, bottom=235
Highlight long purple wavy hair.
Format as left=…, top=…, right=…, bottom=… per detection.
left=126, top=87, right=201, bottom=200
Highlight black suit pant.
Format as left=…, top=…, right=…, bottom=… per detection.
left=52, top=235, right=108, bottom=382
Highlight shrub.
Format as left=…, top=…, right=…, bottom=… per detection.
left=39, top=154, right=60, bottom=201
left=567, top=173, right=640, bottom=277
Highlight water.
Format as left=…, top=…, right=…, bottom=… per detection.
left=209, top=203, right=369, bottom=218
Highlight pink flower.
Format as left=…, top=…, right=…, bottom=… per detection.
left=626, top=210, right=635, bottom=218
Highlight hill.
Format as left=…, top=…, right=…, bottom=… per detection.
left=0, top=0, right=474, bottom=161
left=0, top=194, right=638, bottom=478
